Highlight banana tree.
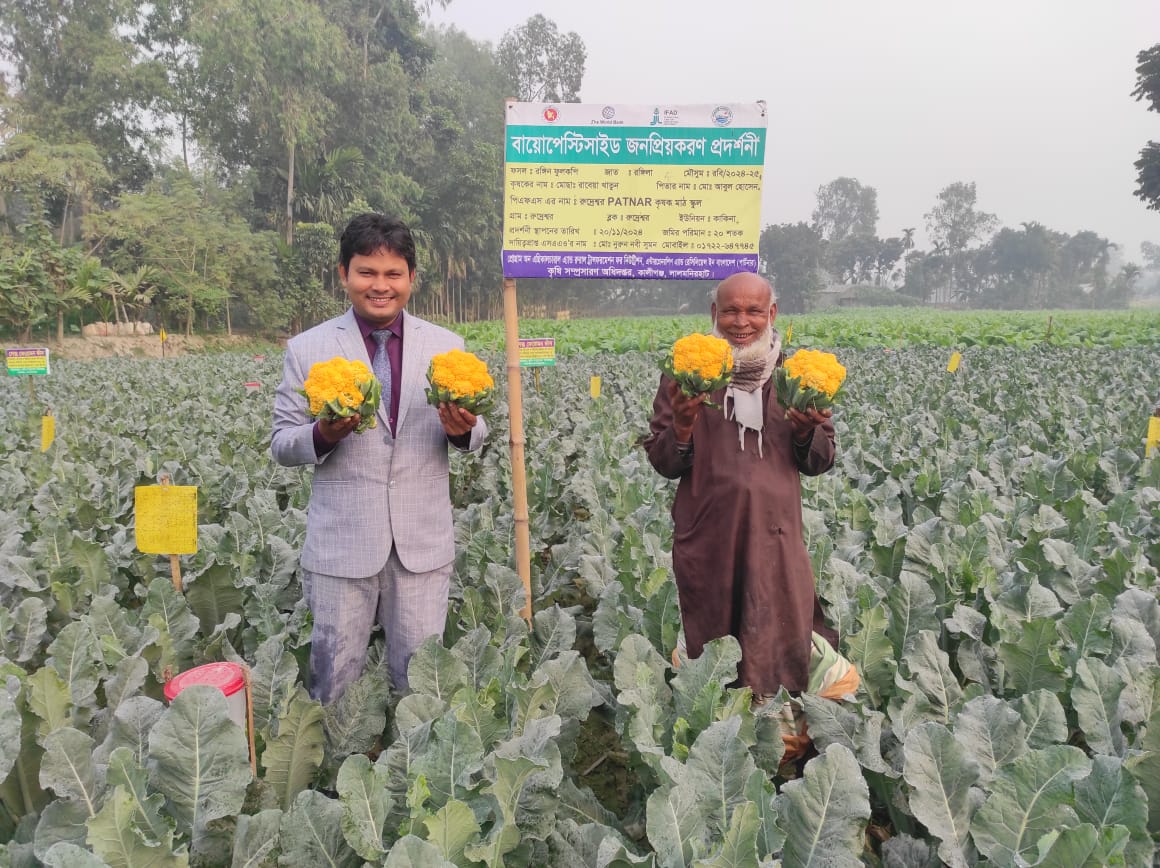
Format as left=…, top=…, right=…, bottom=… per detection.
left=20, top=222, right=96, bottom=343
left=0, top=249, right=47, bottom=341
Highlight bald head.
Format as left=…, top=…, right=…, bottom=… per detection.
left=710, top=272, right=776, bottom=306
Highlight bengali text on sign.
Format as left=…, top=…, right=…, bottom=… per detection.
left=518, top=338, right=557, bottom=367
left=502, top=102, right=767, bottom=280
left=6, top=348, right=50, bottom=376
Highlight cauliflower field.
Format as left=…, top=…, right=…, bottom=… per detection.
left=0, top=308, right=1158, bottom=866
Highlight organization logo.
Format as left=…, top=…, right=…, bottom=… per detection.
left=590, top=105, right=624, bottom=126
left=710, top=105, right=734, bottom=126
left=543, top=106, right=559, bottom=122
left=649, top=107, right=680, bottom=126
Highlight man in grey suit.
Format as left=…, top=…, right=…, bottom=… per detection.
left=272, top=213, right=487, bottom=703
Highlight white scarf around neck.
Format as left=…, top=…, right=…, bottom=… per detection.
left=719, top=329, right=781, bottom=457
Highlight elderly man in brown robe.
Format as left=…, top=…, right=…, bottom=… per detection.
left=644, top=272, right=838, bottom=700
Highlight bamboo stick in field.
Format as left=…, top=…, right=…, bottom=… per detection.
left=503, top=278, right=533, bottom=624
left=242, top=665, right=257, bottom=775
left=159, top=474, right=183, bottom=594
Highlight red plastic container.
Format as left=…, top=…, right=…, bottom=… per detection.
left=163, top=662, right=247, bottom=729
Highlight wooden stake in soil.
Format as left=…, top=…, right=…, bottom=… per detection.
left=503, top=277, right=533, bottom=624
left=242, top=665, right=257, bottom=775
left=158, top=474, right=183, bottom=593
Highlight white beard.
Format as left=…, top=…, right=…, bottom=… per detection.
left=712, top=318, right=778, bottom=457
left=713, top=320, right=772, bottom=362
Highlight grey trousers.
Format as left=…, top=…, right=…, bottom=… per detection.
left=303, top=549, right=452, bottom=704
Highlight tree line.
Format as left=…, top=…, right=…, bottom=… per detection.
left=0, top=0, right=587, bottom=339
left=765, top=40, right=1160, bottom=314
left=0, top=6, right=1155, bottom=340
left=763, top=178, right=1145, bottom=313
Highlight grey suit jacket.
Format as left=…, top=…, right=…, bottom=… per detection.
left=271, top=309, right=487, bottom=577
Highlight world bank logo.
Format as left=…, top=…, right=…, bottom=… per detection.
left=711, top=106, right=734, bottom=126
left=601, top=106, right=615, bottom=119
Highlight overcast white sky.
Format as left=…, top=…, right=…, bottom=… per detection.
left=430, top=0, right=1159, bottom=260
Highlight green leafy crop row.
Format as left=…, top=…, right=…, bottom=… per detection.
left=0, top=327, right=1156, bottom=865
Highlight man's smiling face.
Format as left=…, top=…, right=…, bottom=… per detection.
left=712, top=274, right=776, bottom=349
left=339, top=248, right=414, bottom=327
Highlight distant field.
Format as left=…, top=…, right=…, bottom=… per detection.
left=460, top=307, right=1160, bottom=354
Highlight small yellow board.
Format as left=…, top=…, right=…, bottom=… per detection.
left=135, top=485, right=198, bottom=554
left=40, top=416, right=55, bottom=452
left=1147, top=416, right=1160, bottom=458
left=589, top=376, right=602, bottom=399
left=946, top=351, right=962, bottom=373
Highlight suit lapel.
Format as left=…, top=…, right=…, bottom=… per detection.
left=397, top=311, right=426, bottom=433
left=336, top=309, right=369, bottom=364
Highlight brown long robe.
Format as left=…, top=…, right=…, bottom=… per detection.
left=644, top=369, right=837, bottom=694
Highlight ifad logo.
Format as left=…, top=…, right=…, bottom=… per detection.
left=543, top=106, right=559, bottom=122
left=711, top=106, right=733, bottom=126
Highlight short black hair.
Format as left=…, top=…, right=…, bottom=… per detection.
left=338, top=213, right=417, bottom=273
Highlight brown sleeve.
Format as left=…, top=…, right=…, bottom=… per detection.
left=792, top=417, right=836, bottom=476
left=643, top=375, right=693, bottom=479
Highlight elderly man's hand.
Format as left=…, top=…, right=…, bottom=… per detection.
left=787, top=406, right=832, bottom=445
left=668, top=380, right=705, bottom=443
left=438, top=402, right=477, bottom=437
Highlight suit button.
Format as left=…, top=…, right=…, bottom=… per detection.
left=384, top=435, right=391, bottom=443
left=389, top=481, right=396, bottom=489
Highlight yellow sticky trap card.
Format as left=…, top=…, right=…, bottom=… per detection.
left=135, top=485, right=198, bottom=554
left=946, top=351, right=962, bottom=373
left=590, top=376, right=602, bottom=399
left=785, top=323, right=793, bottom=344
left=40, top=415, right=55, bottom=452
left=1147, top=416, right=1160, bottom=458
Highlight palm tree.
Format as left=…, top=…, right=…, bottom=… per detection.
left=283, top=146, right=366, bottom=229
left=414, top=221, right=472, bottom=320
left=109, top=266, right=160, bottom=330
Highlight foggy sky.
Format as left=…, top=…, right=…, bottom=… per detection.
left=430, top=0, right=1159, bottom=260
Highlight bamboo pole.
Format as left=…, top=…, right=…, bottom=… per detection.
left=242, top=665, right=257, bottom=775
left=503, top=277, right=533, bottom=624
left=158, top=473, right=183, bottom=593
